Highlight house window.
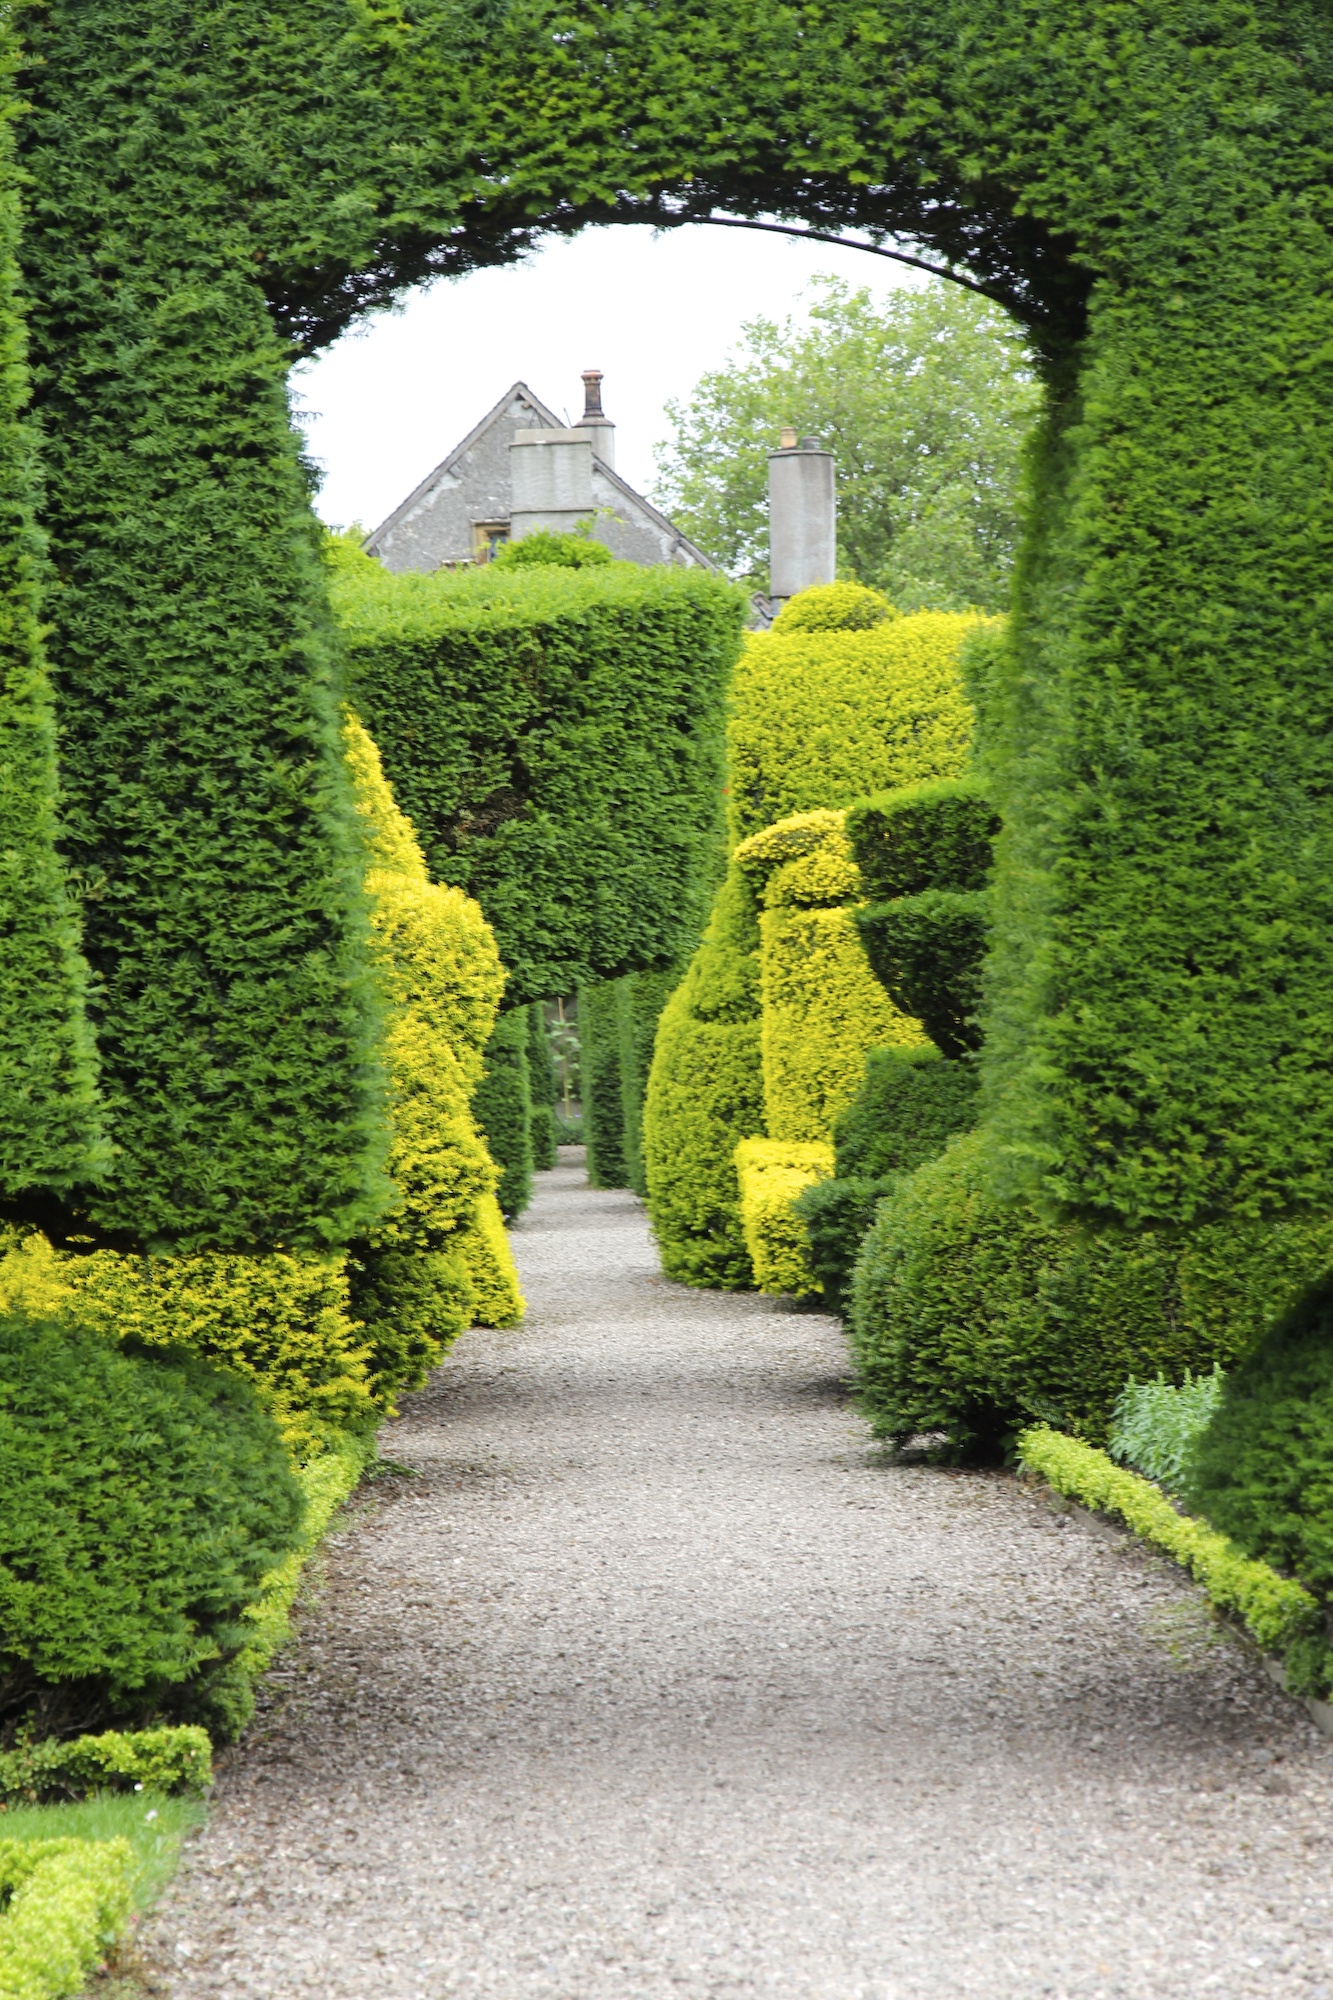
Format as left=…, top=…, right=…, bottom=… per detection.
left=473, top=521, right=510, bottom=562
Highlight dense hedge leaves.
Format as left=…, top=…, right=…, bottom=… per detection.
left=334, top=557, right=742, bottom=1006
left=0, top=1835, right=134, bottom=2000
left=528, top=1004, right=557, bottom=1172
left=847, top=778, right=998, bottom=904
left=580, top=981, right=627, bottom=1191
left=472, top=1010, right=534, bottom=1220
left=851, top=1131, right=1333, bottom=1456
left=855, top=890, right=990, bottom=1058
left=1186, top=1285, right=1333, bottom=1609
left=0, top=1318, right=304, bottom=1736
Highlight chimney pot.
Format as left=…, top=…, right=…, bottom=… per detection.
left=581, top=369, right=605, bottom=419
left=578, top=369, right=615, bottom=470
left=779, top=425, right=799, bottom=450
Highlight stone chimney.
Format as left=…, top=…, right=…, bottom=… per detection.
left=579, top=369, right=615, bottom=469
left=767, top=432, right=836, bottom=608
left=509, top=426, right=595, bottom=539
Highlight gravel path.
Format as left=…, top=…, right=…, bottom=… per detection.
left=145, top=1150, right=1333, bottom=2000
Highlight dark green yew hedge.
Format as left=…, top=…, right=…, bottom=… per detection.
left=527, top=1004, right=558, bottom=1173
left=2, top=0, right=1330, bottom=1280
left=472, top=1011, right=533, bottom=1221
left=335, top=561, right=740, bottom=1009
left=0, top=1315, right=304, bottom=1738
left=580, top=982, right=627, bottom=1192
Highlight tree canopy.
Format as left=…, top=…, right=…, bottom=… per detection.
left=652, top=278, right=1039, bottom=613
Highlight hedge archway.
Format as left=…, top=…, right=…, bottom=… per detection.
left=3, top=0, right=1329, bottom=1245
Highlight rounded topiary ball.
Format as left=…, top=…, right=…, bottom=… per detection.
left=771, top=580, right=897, bottom=633
left=0, top=1315, right=305, bottom=1731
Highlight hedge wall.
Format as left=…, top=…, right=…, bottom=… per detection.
left=580, top=981, right=627, bottom=1192
left=528, top=1003, right=558, bottom=1172
left=472, top=1010, right=534, bottom=1221
left=333, top=555, right=742, bottom=1007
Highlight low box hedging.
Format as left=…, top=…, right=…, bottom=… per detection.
left=0, top=1728, right=211, bottom=1808
left=0, top=1836, right=134, bottom=2000
left=1017, top=1427, right=1327, bottom=1684
left=735, top=1139, right=833, bottom=1297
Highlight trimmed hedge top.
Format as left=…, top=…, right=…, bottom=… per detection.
left=847, top=777, right=999, bottom=903
left=334, top=558, right=744, bottom=1006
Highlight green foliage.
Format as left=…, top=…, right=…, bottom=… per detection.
left=846, top=777, right=998, bottom=903
left=855, top=889, right=990, bottom=1058
left=580, top=980, right=627, bottom=1190
left=851, top=1132, right=1333, bottom=1457
left=490, top=529, right=613, bottom=569
left=796, top=1045, right=980, bottom=1312
left=617, top=970, right=677, bottom=1199
left=834, top=1045, right=981, bottom=1181
left=333, top=558, right=742, bottom=1005
left=0, top=1835, right=133, bottom=2000
left=653, top=277, right=1038, bottom=610
left=471, top=1010, right=533, bottom=1220
left=735, top=1138, right=833, bottom=1296
left=344, top=712, right=519, bottom=1387
left=64, top=1247, right=374, bottom=1462
left=727, top=613, right=979, bottom=845
left=0, top=1792, right=202, bottom=1917
left=0, top=82, right=106, bottom=1211
left=1017, top=1429, right=1323, bottom=1671
left=471, top=1036, right=531, bottom=1223
left=769, top=582, right=895, bottom=634
left=0, top=1317, right=304, bottom=1739
left=1185, top=1286, right=1333, bottom=1614
left=643, top=865, right=765, bottom=1287
left=1108, top=1368, right=1225, bottom=1493
left=527, top=1003, right=558, bottom=1171
left=0, top=1728, right=210, bottom=1808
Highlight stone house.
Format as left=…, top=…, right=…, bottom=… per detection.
left=365, top=371, right=718, bottom=574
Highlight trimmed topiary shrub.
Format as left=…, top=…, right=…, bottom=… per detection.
left=528, top=1002, right=558, bottom=1171
left=735, top=1138, right=833, bottom=1296
left=795, top=1045, right=980, bottom=1313
left=644, top=867, right=766, bottom=1287
left=851, top=1130, right=1333, bottom=1458
left=1184, top=1287, right=1333, bottom=1611
left=847, top=776, right=998, bottom=903
left=0, top=1836, right=134, bottom=2000
left=580, top=980, right=628, bottom=1190
left=489, top=529, right=614, bottom=570
left=334, top=558, right=742, bottom=1005
left=0, top=1316, right=305, bottom=1739
left=472, top=1010, right=534, bottom=1220
left=854, top=889, right=990, bottom=1057
left=0, top=1726, right=211, bottom=1807
left=769, top=582, right=896, bottom=634
left=726, top=613, right=982, bottom=845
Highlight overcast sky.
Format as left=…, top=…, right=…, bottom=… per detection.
left=293, top=222, right=923, bottom=535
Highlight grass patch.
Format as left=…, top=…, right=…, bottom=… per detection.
left=0, top=1794, right=203, bottom=1913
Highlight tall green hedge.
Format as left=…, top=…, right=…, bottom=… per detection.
left=471, top=1011, right=533, bottom=1221
left=12, top=0, right=1333, bottom=1273
left=334, top=557, right=741, bottom=1006
left=580, top=981, right=627, bottom=1192
left=527, top=1003, right=558, bottom=1172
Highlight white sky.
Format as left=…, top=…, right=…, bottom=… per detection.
left=293, top=222, right=923, bottom=534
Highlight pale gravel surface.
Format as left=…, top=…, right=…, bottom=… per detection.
left=145, top=1150, right=1333, bottom=2000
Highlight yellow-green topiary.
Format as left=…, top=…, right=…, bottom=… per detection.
left=343, top=713, right=524, bottom=1375
left=644, top=867, right=766, bottom=1289
left=735, top=1138, right=835, bottom=1296
left=0, top=1837, right=134, bottom=2000
left=646, top=600, right=981, bottom=1290
left=759, top=906, right=926, bottom=1144
left=62, top=1249, right=374, bottom=1463
left=455, top=1190, right=525, bottom=1328
left=769, top=581, right=896, bottom=634
left=728, top=613, right=983, bottom=844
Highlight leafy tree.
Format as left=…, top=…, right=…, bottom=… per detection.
left=652, top=278, right=1039, bottom=612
